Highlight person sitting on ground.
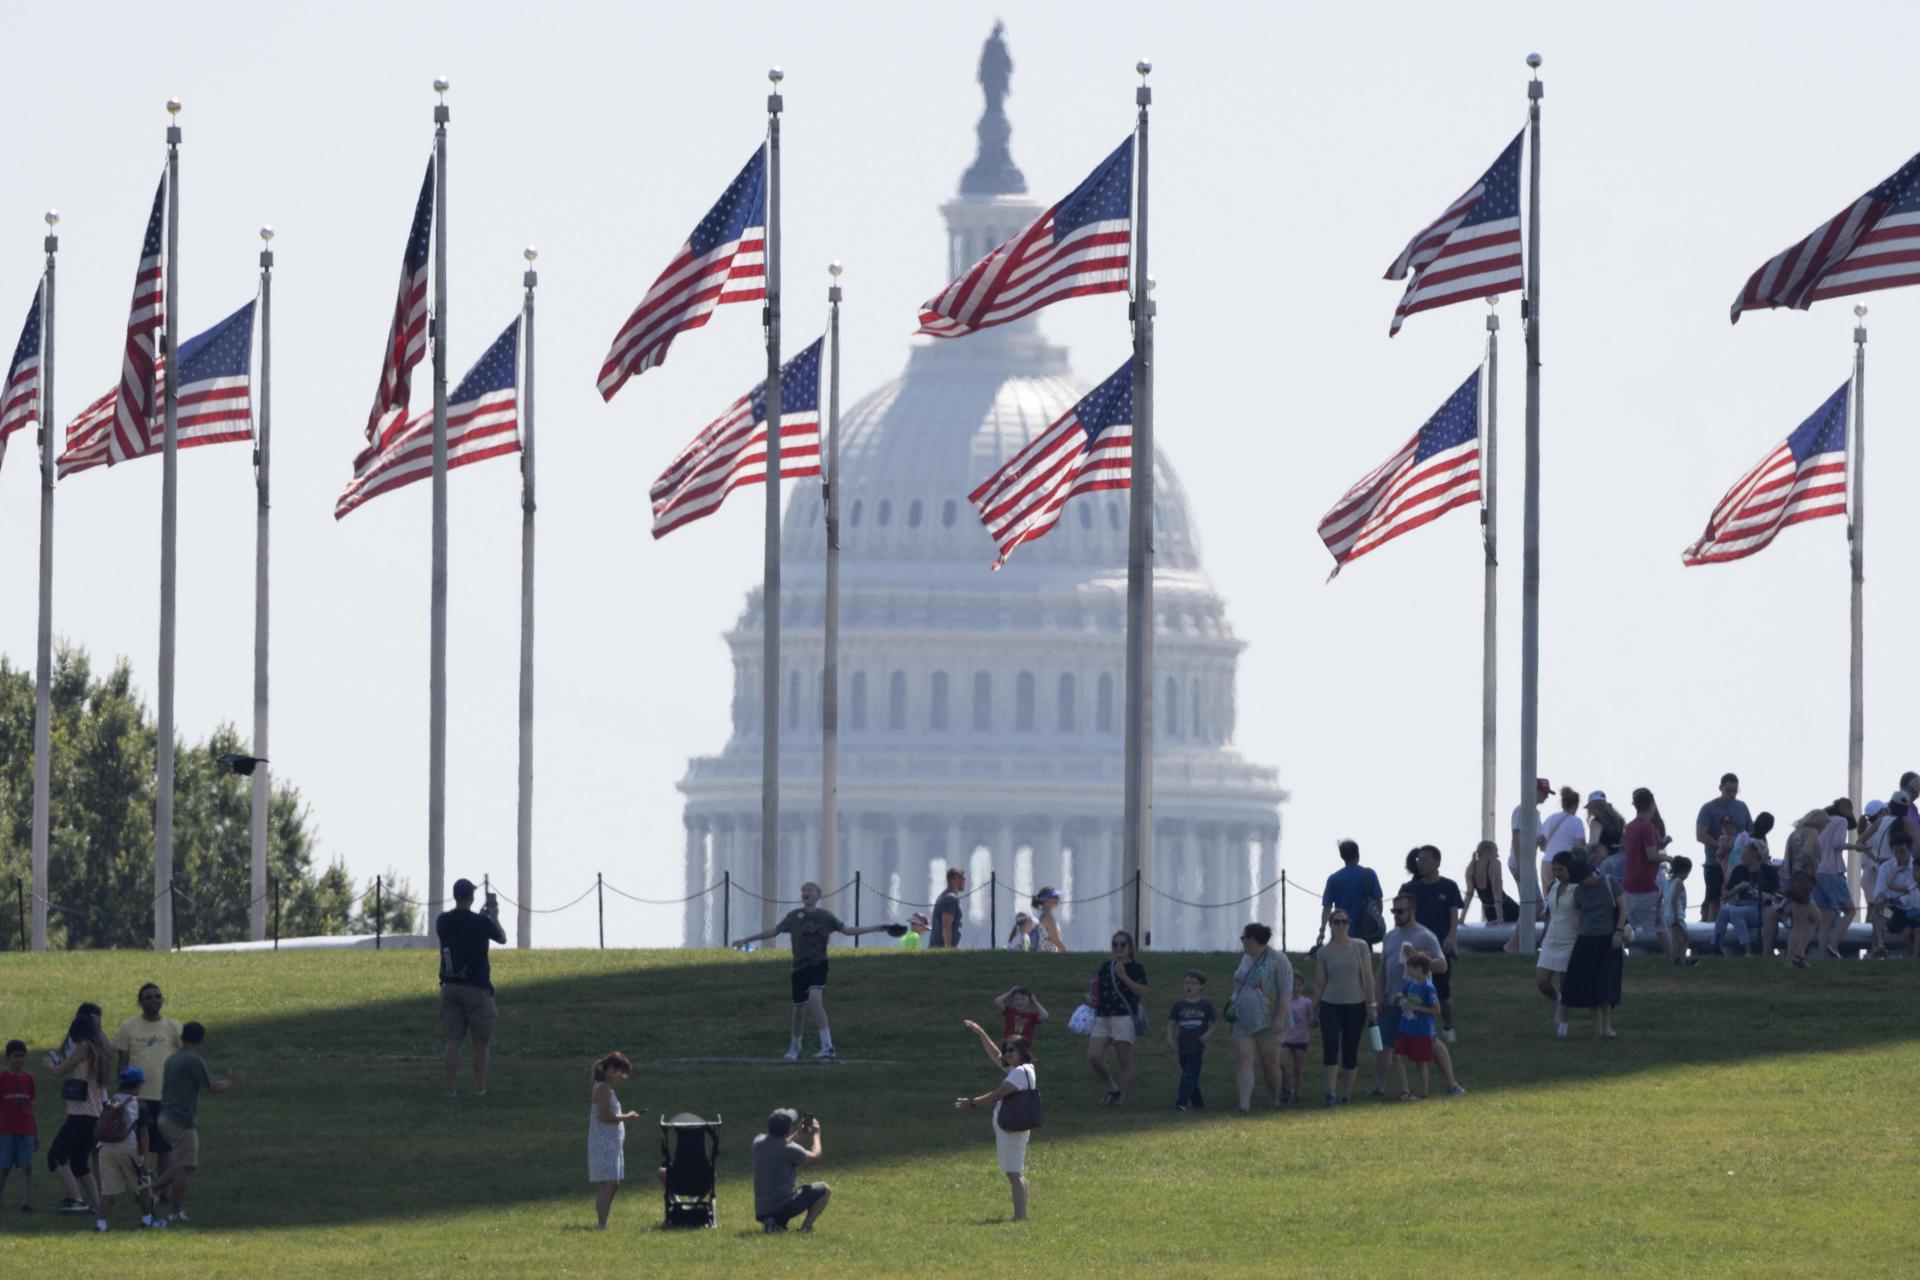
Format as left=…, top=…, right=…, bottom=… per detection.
left=1031, top=888, right=1066, bottom=952
left=155, top=1021, right=244, bottom=1225
left=752, top=1109, right=829, bottom=1233
left=1465, top=839, right=1519, bottom=927
left=588, top=1051, right=640, bottom=1230
left=992, top=986, right=1049, bottom=1046
left=1660, top=857, right=1696, bottom=966
left=1869, top=829, right=1918, bottom=958
left=731, top=881, right=897, bottom=1061
left=1715, top=839, right=1781, bottom=956
left=1320, top=839, right=1385, bottom=946
left=93, top=1067, right=165, bottom=1231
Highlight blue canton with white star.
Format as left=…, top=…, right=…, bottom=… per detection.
left=747, top=337, right=822, bottom=422
left=1462, top=133, right=1522, bottom=227
left=1414, top=370, right=1481, bottom=460
left=690, top=145, right=767, bottom=257
left=1074, top=360, right=1133, bottom=442
left=1053, top=137, right=1133, bottom=236
left=9, top=285, right=41, bottom=367
left=450, top=318, right=521, bottom=402
left=1787, top=382, right=1850, bottom=461
left=177, top=300, right=254, bottom=382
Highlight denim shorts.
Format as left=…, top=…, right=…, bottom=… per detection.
left=1813, top=873, right=1851, bottom=911
left=0, top=1132, right=35, bottom=1167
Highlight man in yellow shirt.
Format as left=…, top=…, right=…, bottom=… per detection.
left=113, top=984, right=182, bottom=1186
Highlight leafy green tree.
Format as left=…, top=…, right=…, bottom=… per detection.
left=0, top=642, right=386, bottom=949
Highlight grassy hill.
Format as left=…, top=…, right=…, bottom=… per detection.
left=0, top=945, right=1912, bottom=1277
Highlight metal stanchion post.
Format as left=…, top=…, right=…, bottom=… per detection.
left=272, top=875, right=280, bottom=950
left=597, top=873, right=605, bottom=949
left=853, top=870, right=862, bottom=948
left=723, top=872, right=731, bottom=947
left=15, top=879, right=24, bottom=950
left=169, top=881, right=180, bottom=950
left=990, top=870, right=998, bottom=946
left=1281, top=870, right=1288, bottom=952
left=375, top=875, right=384, bottom=951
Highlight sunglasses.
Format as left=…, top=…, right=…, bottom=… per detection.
left=1331, top=916, right=1350, bottom=924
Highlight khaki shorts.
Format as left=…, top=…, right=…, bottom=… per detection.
left=158, top=1117, right=200, bottom=1169
left=1089, top=1014, right=1137, bottom=1044
left=97, top=1146, right=144, bottom=1196
left=440, top=983, right=498, bottom=1042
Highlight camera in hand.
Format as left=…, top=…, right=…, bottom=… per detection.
left=485, top=890, right=499, bottom=914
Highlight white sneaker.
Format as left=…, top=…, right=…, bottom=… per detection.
left=1554, top=1023, right=1568, bottom=1039
left=781, top=1045, right=801, bottom=1062
left=813, top=1046, right=838, bottom=1061
left=169, top=1212, right=189, bottom=1224
left=1444, top=1028, right=1457, bottom=1044
left=95, top=1219, right=108, bottom=1233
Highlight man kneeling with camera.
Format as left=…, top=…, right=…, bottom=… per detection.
left=752, top=1109, right=829, bottom=1233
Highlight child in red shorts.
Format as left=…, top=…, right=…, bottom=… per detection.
left=1392, top=954, right=1440, bottom=1100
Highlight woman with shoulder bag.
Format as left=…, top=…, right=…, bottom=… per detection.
left=1560, top=859, right=1628, bottom=1039
left=1228, top=922, right=1293, bottom=1112
left=1085, top=932, right=1147, bottom=1108
left=954, top=1034, right=1038, bottom=1222
left=46, top=1009, right=108, bottom=1222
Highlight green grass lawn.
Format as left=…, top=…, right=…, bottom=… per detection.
left=0, top=945, right=1912, bottom=1277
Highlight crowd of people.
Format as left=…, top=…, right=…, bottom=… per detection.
left=0, top=986, right=245, bottom=1231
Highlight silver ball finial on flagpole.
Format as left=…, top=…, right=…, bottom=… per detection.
left=44, top=210, right=58, bottom=227
left=768, top=66, right=784, bottom=84
left=166, top=97, right=182, bottom=117
left=1137, top=59, right=1152, bottom=78
left=524, top=245, right=539, bottom=263
left=434, top=77, right=450, bottom=98
left=260, top=225, right=274, bottom=242
left=1855, top=304, right=1868, bottom=318
left=1526, top=52, right=1542, bottom=70
left=829, top=260, right=842, bottom=279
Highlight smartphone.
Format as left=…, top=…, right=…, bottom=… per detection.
left=485, top=890, right=499, bottom=914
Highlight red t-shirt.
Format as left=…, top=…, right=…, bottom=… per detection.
left=0, top=1070, right=35, bottom=1134
left=1001, top=1007, right=1041, bottom=1045
left=1623, top=817, right=1662, bottom=893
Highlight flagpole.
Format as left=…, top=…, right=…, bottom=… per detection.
left=516, top=246, right=539, bottom=949
left=155, top=98, right=182, bottom=951
left=820, top=261, right=842, bottom=896
left=31, top=211, right=58, bottom=952
left=1480, top=300, right=1499, bottom=850
left=428, top=77, right=450, bottom=920
left=1847, top=304, right=1867, bottom=904
left=1514, top=54, right=1543, bottom=954
left=1123, top=60, right=1155, bottom=943
left=759, top=67, right=785, bottom=927
left=250, top=226, right=274, bottom=941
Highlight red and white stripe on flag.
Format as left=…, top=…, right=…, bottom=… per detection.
left=649, top=401, right=819, bottom=538
left=1318, top=370, right=1483, bottom=575
left=334, top=388, right=519, bottom=519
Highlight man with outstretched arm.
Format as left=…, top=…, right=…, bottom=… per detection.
left=733, top=882, right=896, bottom=1061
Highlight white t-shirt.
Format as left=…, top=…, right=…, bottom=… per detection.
left=992, top=1063, right=1037, bottom=1126
left=1874, top=859, right=1918, bottom=909
left=1542, top=811, right=1585, bottom=858
left=1510, top=803, right=1542, bottom=875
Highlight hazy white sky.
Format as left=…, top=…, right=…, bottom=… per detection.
left=4, top=2, right=1917, bottom=946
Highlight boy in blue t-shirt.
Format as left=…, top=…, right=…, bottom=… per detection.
left=1392, top=953, right=1440, bottom=1100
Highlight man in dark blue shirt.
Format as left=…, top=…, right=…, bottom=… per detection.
left=437, top=878, right=507, bottom=1100
left=1322, top=840, right=1385, bottom=944
left=1695, top=773, right=1753, bottom=922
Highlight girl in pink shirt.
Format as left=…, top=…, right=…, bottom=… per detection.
left=1281, top=992, right=1313, bottom=1106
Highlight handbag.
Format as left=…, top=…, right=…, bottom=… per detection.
left=1067, top=1003, right=1097, bottom=1036
left=61, top=1077, right=90, bottom=1102
left=995, top=1065, right=1043, bottom=1132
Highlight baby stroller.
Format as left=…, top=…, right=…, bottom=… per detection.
left=660, top=1112, right=721, bottom=1228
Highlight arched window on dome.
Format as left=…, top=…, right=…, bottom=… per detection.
left=1096, top=673, right=1114, bottom=733
left=888, top=671, right=907, bottom=730
left=908, top=500, right=923, bottom=529
left=1016, top=672, right=1036, bottom=732
left=1164, top=676, right=1180, bottom=738
left=851, top=499, right=864, bottom=528
left=787, top=670, right=801, bottom=732
left=877, top=499, right=892, bottom=527
left=1191, top=677, right=1203, bottom=741
left=943, top=500, right=958, bottom=529
left=851, top=671, right=868, bottom=731
left=930, top=671, right=950, bottom=731
left=972, top=671, right=992, bottom=730
left=1057, top=673, right=1076, bottom=733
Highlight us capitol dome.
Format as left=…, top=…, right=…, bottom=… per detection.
left=679, top=24, right=1283, bottom=951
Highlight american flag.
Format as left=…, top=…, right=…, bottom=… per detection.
left=598, top=146, right=766, bottom=401
left=1682, top=381, right=1850, bottom=566
left=58, top=300, right=256, bottom=479
left=336, top=317, right=520, bottom=519
left=108, top=172, right=168, bottom=463
left=366, top=161, right=434, bottom=444
left=0, top=282, right=42, bottom=471
left=969, top=359, right=1132, bottom=568
left=1318, top=369, right=1482, bottom=576
left=650, top=337, right=821, bottom=538
left=1731, top=151, right=1920, bottom=322
left=1384, top=131, right=1524, bottom=336
left=917, top=137, right=1132, bottom=339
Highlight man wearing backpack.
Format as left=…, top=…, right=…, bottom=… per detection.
left=154, top=1023, right=245, bottom=1225
left=1321, top=840, right=1385, bottom=946
left=94, top=1067, right=166, bottom=1231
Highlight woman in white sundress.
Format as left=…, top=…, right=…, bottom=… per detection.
left=588, top=1051, right=640, bottom=1229
left=1534, top=852, right=1580, bottom=1038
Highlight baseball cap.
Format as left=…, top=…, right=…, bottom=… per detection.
left=452, top=878, right=478, bottom=897
left=118, top=1065, right=145, bottom=1087
left=1587, top=790, right=1607, bottom=804
left=1536, top=777, right=1551, bottom=792
left=1865, top=799, right=1888, bottom=818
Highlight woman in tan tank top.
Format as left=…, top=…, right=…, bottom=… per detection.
left=1311, top=912, right=1376, bottom=1105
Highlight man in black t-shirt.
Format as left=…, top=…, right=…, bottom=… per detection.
left=1399, top=847, right=1466, bottom=1043
left=733, top=882, right=894, bottom=1061
left=437, top=878, right=507, bottom=1099
left=930, top=868, right=967, bottom=948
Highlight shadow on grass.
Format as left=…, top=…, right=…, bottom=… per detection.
left=3, top=946, right=1915, bottom=1233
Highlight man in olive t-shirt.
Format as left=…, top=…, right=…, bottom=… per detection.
left=732, top=881, right=895, bottom=1062
left=156, top=1022, right=244, bottom=1224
